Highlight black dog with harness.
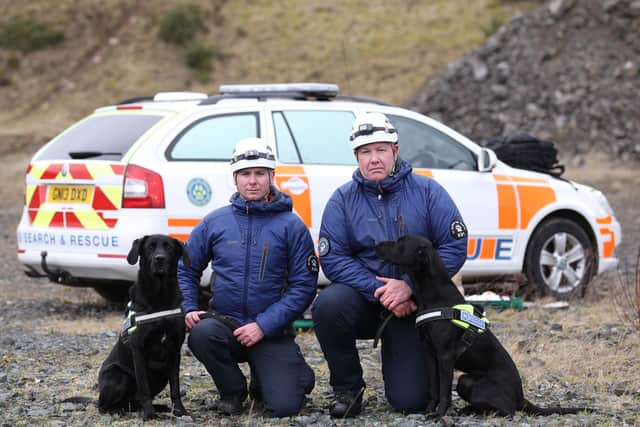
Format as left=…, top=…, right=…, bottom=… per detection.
left=375, top=234, right=591, bottom=417
left=98, top=235, right=191, bottom=420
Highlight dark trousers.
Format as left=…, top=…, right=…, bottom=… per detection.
left=312, top=283, right=430, bottom=413
left=188, top=317, right=315, bottom=417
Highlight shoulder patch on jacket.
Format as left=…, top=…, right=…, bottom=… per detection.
left=318, top=237, right=330, bottom=256
left=307, top=254, right=319, bottom=274
left=450, top=220, right=467, bottom=240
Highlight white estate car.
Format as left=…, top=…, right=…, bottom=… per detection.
left=16, top=83, right=621, bottom=302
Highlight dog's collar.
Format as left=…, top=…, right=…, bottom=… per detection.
left=120, top=302, right=184, bottom=341
left=415, top=304, right=489, bottom=333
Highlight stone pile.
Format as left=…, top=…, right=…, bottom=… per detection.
left=407, top=0, right=640, bottom=162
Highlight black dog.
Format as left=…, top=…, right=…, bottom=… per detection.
left=375, top=234, right=589, bottom=417
left=98, top=235, right=190, bottom=420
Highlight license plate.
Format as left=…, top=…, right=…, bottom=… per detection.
left=47, top=185, right=94, bottom=204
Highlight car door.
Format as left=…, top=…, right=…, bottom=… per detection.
left=386, top=113, right=520, bottom=275
left=268, top=107, right=357, bottom=246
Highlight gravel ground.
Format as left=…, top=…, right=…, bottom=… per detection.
left=1, top=157, right=639, bottom=426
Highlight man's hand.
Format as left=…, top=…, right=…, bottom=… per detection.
left=185, top=310, right=206, bottom=331
left=233, top=322, right=265, bottom=347
left=389, top=299, right=417, bottom=317
left=374, top=277, right=415, bottom=315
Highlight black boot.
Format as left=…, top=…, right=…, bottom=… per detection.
left=215, top=394, right=244, bottom=415
left=329, top=387, right=364, bottom=418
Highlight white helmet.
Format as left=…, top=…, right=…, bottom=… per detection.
left=349, top=112, right=398, bottom=150
left=230, top=137, right=276, bottom=173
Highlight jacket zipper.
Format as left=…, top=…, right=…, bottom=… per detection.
left=242, top=212, right=252, bottom=319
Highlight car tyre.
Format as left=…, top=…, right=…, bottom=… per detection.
left=524, top=218, right=595, bottom=299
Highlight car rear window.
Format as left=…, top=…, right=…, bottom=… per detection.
left=36, top=114, right=163, bottom=161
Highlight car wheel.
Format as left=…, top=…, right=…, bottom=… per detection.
left=93, top=285, right=130, bottom=304
left=524, top=218, right=595, bottom=299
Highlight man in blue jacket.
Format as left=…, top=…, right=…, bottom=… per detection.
left=313, top=112, right=468, bottom=418
left=178, top=137, right=317, bottom=417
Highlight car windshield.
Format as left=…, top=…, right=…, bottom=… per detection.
left=36, top=114, right=163, bottom=161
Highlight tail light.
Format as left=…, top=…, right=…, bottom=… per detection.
left=122, top=164, right=165, bottom=208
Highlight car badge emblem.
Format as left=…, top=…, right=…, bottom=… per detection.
left=187, top=177, right=212, bottom=206
left=61, top=163, right=69, bottom=177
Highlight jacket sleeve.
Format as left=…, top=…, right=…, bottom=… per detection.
left=255, top=218, right=318, bottom=337
left=319, top=189, right=382, bottom=303
left=178, top=220, right=212, bottom=313
left=425, top=180, right=468, bottom=276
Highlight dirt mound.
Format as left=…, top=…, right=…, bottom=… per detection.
left=407, top=0, right=640, bottom=162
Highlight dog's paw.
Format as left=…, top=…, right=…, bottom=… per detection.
left=142, top=404, right=156, bottom=420
left=173, top=404, right=188, bottom=417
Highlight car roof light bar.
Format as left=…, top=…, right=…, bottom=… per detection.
left=219, top=83, right=339, bottom=98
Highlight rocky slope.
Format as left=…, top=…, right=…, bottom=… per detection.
left=407, top=0, right=640, bottom=163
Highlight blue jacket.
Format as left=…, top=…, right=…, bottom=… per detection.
left=319, top=160, right=467, bottom=303
left=178, top=188, right=318, bottom=337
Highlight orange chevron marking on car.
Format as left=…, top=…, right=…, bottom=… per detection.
left=596, top=215, right=615, bottom=258
left=413, top=169, right=434, bottom=178
left=275, top=165, right=311, bottom=227
left=26, top=162, right=124, bottom=229
left=493, top=175, right=556, bottom=230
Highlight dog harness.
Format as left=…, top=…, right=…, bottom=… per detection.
left=120, top=302, right=184, bottom=342
left=415, top=304, right=489, bottom=352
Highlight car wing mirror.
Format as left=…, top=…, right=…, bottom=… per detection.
left=478, top=148, right=497, bottom=172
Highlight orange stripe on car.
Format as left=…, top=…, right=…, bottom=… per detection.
left=496, top=184, right=518, bottom=229
left=596, top=216, right=615, bottom=258
left=595, top=216, right=612, bottom=225
left=493, top=175, right=556, bottom=230
left=169, top=233, right=191, bottom=243
left=467, top=238, right=478, bottom=257
left=517, top=186, right=555, bottom=229
left=275, top=165, right=312, bottom=227
left=479, top=238, right=497, bottom=259
left=413, top=169, right=434, bottom=178
left=168, top=218, right=201, bottom=227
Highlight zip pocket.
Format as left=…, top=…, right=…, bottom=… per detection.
left=258, top=243, right=269, bottom=281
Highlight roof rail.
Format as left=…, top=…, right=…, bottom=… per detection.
left=153, top=91, right=208, bottom=101
left=118, top=92, right=208, bottom=105
left=118, top=96, right=154, bottom=105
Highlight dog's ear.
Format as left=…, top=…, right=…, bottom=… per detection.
left=174, top=238, right=191, bottom=268
left=127, top=236, right=147, bottom=265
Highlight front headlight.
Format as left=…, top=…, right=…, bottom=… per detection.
left=593, top=189, right=615, bottom=216
left=573, top=182, right=616, bottom=217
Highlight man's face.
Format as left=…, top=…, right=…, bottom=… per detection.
left=234, top=167, right=274, bottom=201
left=355, top=142, right=398, bottom=181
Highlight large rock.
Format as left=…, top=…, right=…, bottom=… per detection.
left=406, top=0, right=640, bottom=161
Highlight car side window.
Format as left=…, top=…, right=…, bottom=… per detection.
left=273, top=110, right=356, bottom=165
left=388, top=114, right=476, bottom=170
left=167, top=113, right=259, bottom=160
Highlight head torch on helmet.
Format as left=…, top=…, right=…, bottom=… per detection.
left=349, top=112, right=398, bottom=150
left=349, top=123, right=398, bottom=141
left=230, top=137, right=276, bottom=173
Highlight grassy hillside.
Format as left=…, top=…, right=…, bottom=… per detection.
left=0, top=0, right=538, bottom=141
